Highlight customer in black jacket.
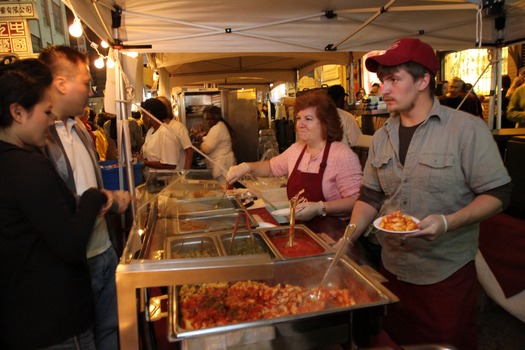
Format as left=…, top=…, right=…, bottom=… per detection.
left=0, top=59, right=112, bottom=349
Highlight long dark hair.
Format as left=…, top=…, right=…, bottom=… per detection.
left=0, top=59, right=52, bottom=128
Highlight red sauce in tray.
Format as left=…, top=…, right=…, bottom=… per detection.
left=271, top=237, right=324, bottom=257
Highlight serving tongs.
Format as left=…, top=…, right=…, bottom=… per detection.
left=287, top=189, right=306, bottom=247
left=227, top=211, right=254, bottom=253
left=312, top=223, right=357, bottom=300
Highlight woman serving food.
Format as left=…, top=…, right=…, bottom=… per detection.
left=226, top=89, right=362, bottom=221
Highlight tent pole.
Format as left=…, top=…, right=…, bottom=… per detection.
left=113, top=46, right=137, bottom=220
left=495, top=47, right=503, bottom=130
left=348, top=61, right=354, bottom=105
left=487, top=48, right=501, bottom=130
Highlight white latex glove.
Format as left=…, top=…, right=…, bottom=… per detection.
left=294, top=201, right=323, bottom=221
left=225, top=162, right=250, bottom=185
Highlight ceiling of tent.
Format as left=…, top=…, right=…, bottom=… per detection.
left=68, top=0, right=525, bottom=86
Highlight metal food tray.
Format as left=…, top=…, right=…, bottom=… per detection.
left=159, top=196, right=241, bottom=218
left=218, top=230, right=276, bottom=259
left=165, top=233, right=222, bottom=259
left=174, top=209, right=258, bottom=234
left=258, top=224, right=333, bottom=259
left=158, top=186, right=224, bottom=201
left=168, top=255, right=399, bottom=340
left=165, top=230, right=274, bottom=260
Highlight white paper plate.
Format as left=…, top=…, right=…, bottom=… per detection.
left=271, top=207, right=304, bottom=217
left=373, top=215, right=420, bottom=234
left=257, top=222, right=277, bottom=228
left=271, top=208, right=292, bottom=216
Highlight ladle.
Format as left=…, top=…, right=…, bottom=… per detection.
left=313, top=223, right=357, bottom=300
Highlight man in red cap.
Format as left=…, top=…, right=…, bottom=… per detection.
left=347, top=38, right=512, bottom=349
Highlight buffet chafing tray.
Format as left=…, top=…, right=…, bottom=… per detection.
left=165, top=230, right=275, bottom=260
left=153, top=209, right=258, bottom=238
left=165, top=233, right=222, bottom=259
left=163, top=225, right=330, bottom=261
left=258, top=225, right=333, bottom=259
left=159, top=196, right=242, bottom=218
left=168, top=255, right=398, bottom=340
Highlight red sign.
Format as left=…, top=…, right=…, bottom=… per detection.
left=0, top=20, right=29, bottom=53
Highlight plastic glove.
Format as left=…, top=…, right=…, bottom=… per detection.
left=294, top=201, right=323, bottom=221
left=225, top=162, right=250, bottom=185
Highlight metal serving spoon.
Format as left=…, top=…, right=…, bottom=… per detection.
left=313, top=223, right=356, bottom=300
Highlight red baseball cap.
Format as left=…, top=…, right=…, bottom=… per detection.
left=365, top=38, right=438, bottom=75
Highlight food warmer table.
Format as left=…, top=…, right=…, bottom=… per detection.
left=116, top=172, right=398, bottom=349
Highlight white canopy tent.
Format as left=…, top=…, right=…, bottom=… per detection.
left=70, top=0, right=525, bottom=52
left=67, top=0, right=525, bottom=109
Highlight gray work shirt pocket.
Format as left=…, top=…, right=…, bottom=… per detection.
left=416, top=153, right=455, bottom=193
left=371, top=155, right=397, bottom=196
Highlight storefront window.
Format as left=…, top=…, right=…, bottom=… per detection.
left=443, top=48, right=508, bottom=96
left=362, top=51, right=383, bottom=96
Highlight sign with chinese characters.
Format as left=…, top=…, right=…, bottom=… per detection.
left=0, top=20, right=30, bottom=53
left=0, top=2, right=36, bottom=18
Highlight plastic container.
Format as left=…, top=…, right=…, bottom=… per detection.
left=99, top=160, right=144, bottom=190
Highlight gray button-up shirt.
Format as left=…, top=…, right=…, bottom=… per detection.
left=364, top=98, right=511, bottom=284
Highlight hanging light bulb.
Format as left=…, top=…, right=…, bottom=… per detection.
left=126, top=51, right=138, bottom=58
left=69, top=17, right=83, bottom=37
left=100, top=40, right=109, bottom=49
left=94, top=55, right=105, bottom=69
left=106, top=57, right=115, bottom=68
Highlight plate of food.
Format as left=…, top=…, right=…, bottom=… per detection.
left=373, top=210, right=420, bottom=233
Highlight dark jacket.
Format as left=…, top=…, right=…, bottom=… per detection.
left=0, top=141, right=106, bottom=349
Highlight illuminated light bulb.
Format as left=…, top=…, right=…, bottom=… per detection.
left=126, top=51, right=138, bottom=58
left=94, top=56, right=105, bottom=69
left=100, top=41, right=109, bottom=49
left=106, top=58, right=115, bottom=68
left=69, top=17, right=83, bottom=37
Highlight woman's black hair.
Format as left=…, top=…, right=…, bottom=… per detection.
left=0, top=58, right=52, bottom=127
left=141, top=98, right=168, bottom=120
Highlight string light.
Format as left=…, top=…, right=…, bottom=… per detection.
left=90, top=42, right=114, bottom=69
left=68, top=14, right=139, bottom=70
left=94, top=55, right=105, bottom=69
left=69, top=17, right=83, bottom=37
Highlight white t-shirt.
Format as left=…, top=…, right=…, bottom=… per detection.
left=201, top=121, right=236, bottom=179
left=54, top=118, right=110, bottom=258
left=167, top=119, right=192, bottom=170
left=337, top=108, right=362, bottom=147
left=142, top=125, right=180, bottom=167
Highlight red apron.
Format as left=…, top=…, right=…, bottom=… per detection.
left=286, top=142, right=332, bottom=202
